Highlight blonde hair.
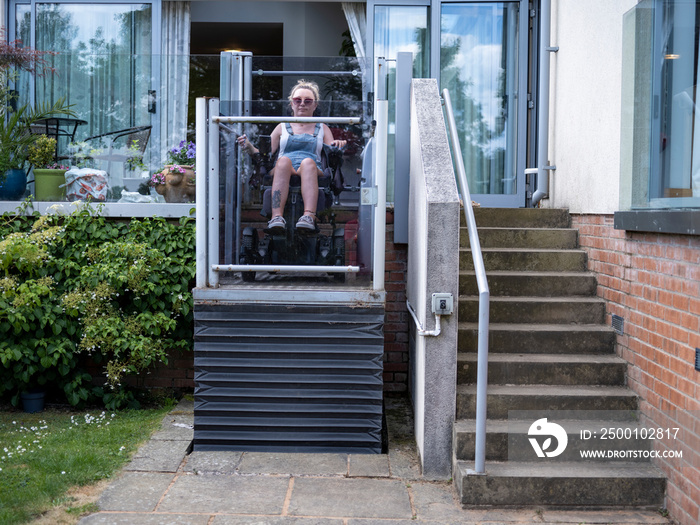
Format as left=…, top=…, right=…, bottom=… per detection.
left=288, top=79, right=320, bottom=104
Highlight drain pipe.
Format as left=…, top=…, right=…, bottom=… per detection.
left=531, top=0, right=555, bottom=206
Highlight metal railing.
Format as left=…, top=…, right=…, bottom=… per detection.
left=442, top=88, right=490, bottom=475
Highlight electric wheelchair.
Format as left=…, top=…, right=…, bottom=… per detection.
left=238, top=135, right=348, bottom=282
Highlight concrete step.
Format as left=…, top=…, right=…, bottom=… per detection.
left=456, top=384, right=639, bottom=419
left=461, top=227, right=579, bottom=250
left=457, top=353, right=627, bottom=386
left=468, top=207, right=572, bottom=228
left=459, top=296, right=607, bottom=325
left=461, top=248, right=588, bottom=272
left=460, top=271, right=598, bottom=296
left=458, top=323, right=616, bottom=354
left=454, top=460, right=666, bottom=507
left=453, top=418, right=653, bottom=462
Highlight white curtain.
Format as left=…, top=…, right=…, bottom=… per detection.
left=341, top=2, right=370, bottom=101
left=160, top=1, right=190, bottom=165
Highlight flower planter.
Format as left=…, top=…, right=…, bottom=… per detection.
left=154, top=165, right=196, bottom=203
left=33, top=168, right=67, bottom=201
left=21, top=389, right=46, bottom=413
left=0, top=168, right=28, bottom=200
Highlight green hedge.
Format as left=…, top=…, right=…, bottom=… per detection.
left=0, top=204, right=195, bottom=409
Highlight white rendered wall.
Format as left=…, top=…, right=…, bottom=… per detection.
left=190, top=1, right=348, bottom=58
left=547, top=0, right=637, bottom=214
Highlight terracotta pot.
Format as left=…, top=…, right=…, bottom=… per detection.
left=157, top=165, right=196, bottom=203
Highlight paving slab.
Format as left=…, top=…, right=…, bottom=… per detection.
left=212, top=517, right=344, bottom=525
left=408, top=480, right=466, bottom=521
left=95, top=472, right=175, bottom=512
left=540, top=509, right=671, bottom=523
left=237, top=452, right=348, bottom=477
left=288, top=478, right=413, bottom=519
left=157, top=473, right=290, bottom=514
left=150, top=413, right=194, bottom=441
left=184, top=451, right=244, bottom=474
left=125, top=438, right=191, bottom=472
left=348, top=453, right=391, bottom=477
left=80, top=512, right=210, bottom=525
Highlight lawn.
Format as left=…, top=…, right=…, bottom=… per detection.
left=0, top=403, right=172, bottom=525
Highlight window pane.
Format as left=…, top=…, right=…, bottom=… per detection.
left=440, top=2, right=519, bottom=196
left=35, top=3, right=152, bottom=139
left=374, top=5, right=430, bottom=201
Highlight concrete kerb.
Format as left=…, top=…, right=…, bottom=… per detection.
left=79, top=397, right=671, bottom=525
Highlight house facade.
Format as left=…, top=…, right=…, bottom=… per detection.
left=2, top=0, right=698, bottom=523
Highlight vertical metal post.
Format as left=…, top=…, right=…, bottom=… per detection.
left=532, top=0, right=552, bottom=205
left=373, top=99, right=388, bottom=292
left=207, top=98, right=220, bottom=288
left=195, top=97, right=208, bottom=289
left=393, top=52, right=412, bottom=244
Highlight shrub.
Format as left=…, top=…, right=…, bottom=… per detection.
left=0, top=204, right=195, bottom=408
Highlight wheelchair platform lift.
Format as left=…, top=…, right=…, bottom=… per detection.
left=192, top=71, right=389, bottom=453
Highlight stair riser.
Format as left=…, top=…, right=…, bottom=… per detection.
left=456, top=394, right=638, bottom=420
left=460, top=273, right=598, bottom=297
left=459, top=300, right=606, bottom=324
left=461, top=251, right=588, bottom=272
left=468, top=207, right=572, bottom=228
left=456, top=474, right=665, bottom=507
left=458, top=328, right=616, bottom=354
left=454, top=431, right=652, bottom=462
left=457, top=359, right=626, bottom=386
left=462, top=229, right=579, bottom=250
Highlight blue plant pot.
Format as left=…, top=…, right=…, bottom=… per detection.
left=21, top=389, right=46, bottom=413
left=0, top=168, right=28, bottom=200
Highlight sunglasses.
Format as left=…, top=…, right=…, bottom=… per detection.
left=292, top=97, right=315, bottom=106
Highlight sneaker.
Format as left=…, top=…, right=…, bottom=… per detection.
left=295, top=214, right=315, bottom=230
left=267, top=215, right=286, bottom=230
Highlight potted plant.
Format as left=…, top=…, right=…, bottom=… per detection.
left=123, top=139, right=149, bottom=191
left=156, top=140, right=196, bottom=203
left=27, top=134, right=69, bottom=201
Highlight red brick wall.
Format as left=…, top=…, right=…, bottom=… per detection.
left=383, top=219, right=409, bottom=394
left=572, top=213, right=700, bottom=525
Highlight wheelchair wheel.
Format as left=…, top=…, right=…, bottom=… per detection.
left=239, top=255, right=256, bottom=282
left=240, top=228, right=258, bottom=282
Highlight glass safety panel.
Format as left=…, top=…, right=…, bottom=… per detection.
left=440, top=2, right=522, bottom=203
left=373, top=4, right=430, bottom=201
left=216, top=56, right=373, bottom=286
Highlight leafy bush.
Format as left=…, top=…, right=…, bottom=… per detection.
left=0, top=204, right=195, bottom=408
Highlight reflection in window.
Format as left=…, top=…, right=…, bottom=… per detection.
left=653, top=0, right=700, bottom=202
left=374, top=5, right=430, bottom=201
left=622, top=0, right=700, bottom=209
left=440, top=3, right=519, bottom=196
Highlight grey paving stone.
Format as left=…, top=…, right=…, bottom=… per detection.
left=347, top=453, right=390, bottom=477
left=184, top=451, right=244, bottom=473
left=79, top=512, right=210, bottom=525
left=288, top=478, right=413, bottom=519
left=408, top=480, right=464, bottom=521
left=540, top=509, right=672, bottom=524
left=237, top=452, right=348, bottom=477
left=125, top=438, right=190, bottom=472
left=150, top=414, right=194, bottom=441
left=157, top=473, right=290, bottom=514
left=171, top=397, right=195, bottom=414
left=96, top=472, right=175, bottom=512
left=387, top=445, right=422, bottom=480
left=213, top=517, right=344, bottom=525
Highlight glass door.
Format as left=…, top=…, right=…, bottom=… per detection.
left=11, top=0, right=160, bottom=162
left=440, top=1, right=528, bottom=207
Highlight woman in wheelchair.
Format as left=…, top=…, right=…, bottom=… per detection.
left=238, top=79, right=346, bottom=231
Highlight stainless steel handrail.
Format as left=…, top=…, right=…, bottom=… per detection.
left=442, top=88, right=490, bottom=475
